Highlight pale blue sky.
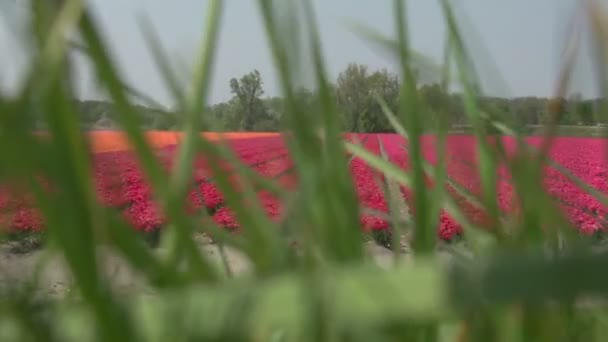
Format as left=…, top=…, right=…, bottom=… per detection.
left=0, top=0, right=601, bottom=107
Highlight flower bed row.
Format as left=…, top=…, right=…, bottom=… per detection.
left=0, top=134, right=606, bottom=242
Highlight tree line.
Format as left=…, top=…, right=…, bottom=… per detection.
left=73, top=63, right=607, bottom=132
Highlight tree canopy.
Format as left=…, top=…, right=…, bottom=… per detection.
left=71, top=63, right=607, bottom=133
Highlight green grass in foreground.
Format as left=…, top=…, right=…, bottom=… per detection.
left=1, top=0, right=608, bottom=341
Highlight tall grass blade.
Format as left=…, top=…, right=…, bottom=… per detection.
left=394, top=0, right=434, bottom=254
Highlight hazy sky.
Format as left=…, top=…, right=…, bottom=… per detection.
left=0, top=0, right=601, bottom=107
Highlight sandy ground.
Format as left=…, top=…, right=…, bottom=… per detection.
left=0, top=234, right=423, bottom=301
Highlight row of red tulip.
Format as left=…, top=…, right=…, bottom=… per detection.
left=0, top=134, right=606, bottom=242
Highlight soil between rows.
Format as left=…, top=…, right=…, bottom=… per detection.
left=0, top=233, right=434, bottom=301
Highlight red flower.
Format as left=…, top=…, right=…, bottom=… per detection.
left=0, top=134, right=606, bottom=241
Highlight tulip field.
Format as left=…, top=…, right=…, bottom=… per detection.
left=0, top=131, right=607, bottom=242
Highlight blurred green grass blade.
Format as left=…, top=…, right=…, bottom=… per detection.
left=41, top=93, right=100, bottom=281
left=587, top=0, right=608, bottom=126
left=377, top=137, right=411, bottom=248
left=119, top=82, right=168, bottom=111
left=347, top=22, right=449, bottom=86
left=349, top=138, right=495, bottom=254
left=78, top=7, right=221, bottom=282
left=444, top=1, right=512, bottom=96
left=188, top=200, right=246, bottom=253
left=445, top=152, right=547, bottom=235
left=444, top=174, right=486, bottom=214
left=77, top=10, right=168, bottom=192
left=429, top=162, right=447, bottom=244
left=206, top=140, right=289, bottom=200
left=437, top=0, right=482, bottom=94
left=196, top=139, right=288, bottom=275
left=0, top=98, right=35, bottom=164
left=376, top=95, right=408, bottom=138
left=68, top=40, right=167, bottom=110
left=103, top=210, right=188, bottom=288
left=209, top=145, right=286, bottom=252
left=441, top=30, right=453, bottom=91
left=346, top=142, right=412, bottom=188
left=191, top=141, right=290, bottom=263
left=163, top=0, right=224, bottom=277
left=482, top=113, right=519, bottom=137
left=507, top=157, right=550, bottom=243
left=376, top=90, right=447, bottom=249
left=138, top=15, right=186, bottom=108
left=347, top=135, right=370, bottom=166
left=442, top=195, right=497, bottom=256
left=429, top=55, right=451, bottom=244
left=28, top=126, right=138, bottom=341
left=43, top=90, right=141, bottom=340
left=504, top=141, right=607, bottom=246
left=255, top=0, right=320, bottom=250
left=24, top=2, right=140, bottom=339
left=254, top=0, right=313, bottom=156
left=57, top=259, right=450, bottom=340
left=257, top=0, right=364, bottom=264
left=548, top=159, right=608, bottom=208
left=170, top=0, right=223, bottom=199
left=505, top=146, right=581, bottom=248
left=302, top=0, right=365, bottom=262
left=216, top=241, right=235, bottom=278
left=439, top=0, right=502, bottom=238
left=538, top=14, right=580, bottom=156
left=451, top=250, right=608, bottom=308
left=377, top=84, right=456, bottom=246
left=36, top=0, right=85, bottom=71
left=393, top=0, right=434, bottom=254
left=378, top=137, right=411, bottom=257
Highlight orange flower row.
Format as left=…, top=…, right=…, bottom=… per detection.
left=85, top=131, right=279, bottom=153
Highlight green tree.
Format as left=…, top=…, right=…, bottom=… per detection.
left=359, top=69, right=399, bottom=132
left=230, top=69, right=268, bottom=131
left=335, top=63, right=372, bottom=132
left=568, top=92, right=584, bottom=125
left=418, top=83, right=452, bottom=129
left=567, top=93, right=597, bottom=126
left=209, top=99, right=241, bottom=131
left=335, top=63, right=399, bottom=133
left=447, top=94, right=466, bottom=125
left=541, top=96, right=572, bottom=125
left=578, top=100, right=595, bottom=125
left=418, top=84, right=447, bottom=114
left=510, top=97, right=545, bottom=126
